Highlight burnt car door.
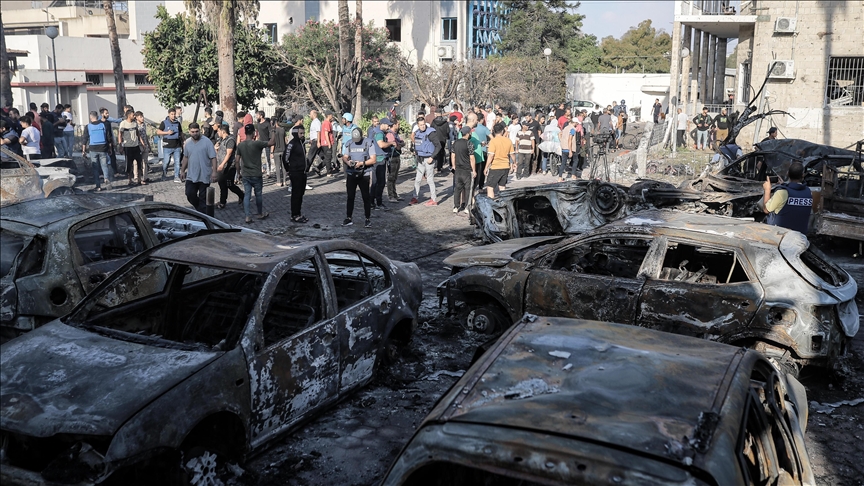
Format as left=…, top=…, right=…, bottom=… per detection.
left=524, top=236, right=654, bottom=324
left=245, top=251, right=340, bottom=448
left=322, top=250, right=394, bottom=392
left=71, top=211, right=149, bottom=293
left=636, top=236, right=762, bottom=339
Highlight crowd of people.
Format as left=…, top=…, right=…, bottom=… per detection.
left=1, top=101, right=76, bottom=160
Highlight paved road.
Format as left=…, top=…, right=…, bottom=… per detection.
left=75, top=154, right=864, bottom=485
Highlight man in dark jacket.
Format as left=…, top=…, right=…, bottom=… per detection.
left=763, top=161, right=812, bottom=234
left=432, top=115, right=449, bottom=175
left=284, top=115, right=309, bottom=223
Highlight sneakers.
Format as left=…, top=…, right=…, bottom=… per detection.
left=409, top=197, right=419, bottom=205
left=173, top=178, right=182, bottom=184
left=388, top=196, right=400, bottom=203
left=342, top=218, right=353, bottom=226
left=364, top=218, right=372, bottom=228
left=377, top=203, right=389, bottom=211
left=305, top=185, right=313, bottom=190
left=453, top=207, right=459, bottom=213
left=424, top=199, right=438, bottom=206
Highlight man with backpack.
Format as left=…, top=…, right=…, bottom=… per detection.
left=157, top=107, right=183, bottom=181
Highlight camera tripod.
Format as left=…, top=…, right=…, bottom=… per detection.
left=589, top=133, right=612, bottom=182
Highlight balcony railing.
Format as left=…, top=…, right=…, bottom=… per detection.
left=680, top=0, right=739, bottom=16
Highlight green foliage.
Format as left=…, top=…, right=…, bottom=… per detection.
left=275, top=20, right=399, bottom=112
left=143, top=5, right=277, bottom=109
left=568, top=34, right=603, bottom=73
left=499, top=0, right=593, bottom=68
left=599, top=20, right=672, bottom=73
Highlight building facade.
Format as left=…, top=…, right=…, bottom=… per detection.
left=669, top=0, right=864, bottom=148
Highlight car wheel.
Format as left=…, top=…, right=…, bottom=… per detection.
left=467, top=305, right=508, bottom=334
left=182, top=447, right=245, bottom=486
left=48, top=186, right=75, bottom=197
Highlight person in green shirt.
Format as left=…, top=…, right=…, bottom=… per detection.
left=235, top=124, right=275, bottom=223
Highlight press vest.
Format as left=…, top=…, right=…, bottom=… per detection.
left=162, top=117, right=180, bottom=140
left=347, top=138, right=374, bottom=175
left=772, top=183, right=812, bottom=234
left=87, top=122, right=107, bottom=145
left=414, top=128, right=436, bottom=157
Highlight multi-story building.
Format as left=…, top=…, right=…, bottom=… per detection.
left=669, top=0, right=863, bottom=148
left=3, top=0, right=165, bottom=119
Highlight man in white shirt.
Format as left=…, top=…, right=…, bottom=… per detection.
left=306, top=109, right=322, bottom=170
left=19, top=116, right=41, bottom=160
left=62, top=104, right=75, bottom=157
left=676, top=108, right=689, bottom=148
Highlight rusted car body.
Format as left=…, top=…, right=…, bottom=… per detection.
left=1, top=146, right=76, bottom=207
left=0, top=231, right=422, bottom=485
left=0, top=195, right=253, bottom=341
left=812, top=153, right=864, bottom=242
left=471, top=179, right=703, bottom=243
left=382, top=316, right=814, bottom=486
left=440, top=210, right=859, bottom=370
left=475, top=140, right=863, bottom=243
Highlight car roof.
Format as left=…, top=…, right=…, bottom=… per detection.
left=149, top=232, right=325, bottom=273
left=0, top=194, right=153, bottom=228
left=435, top=317, right=749, bottom=469
left=601, top=209, right=791, bottom=246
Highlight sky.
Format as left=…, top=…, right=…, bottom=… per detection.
left=575, top=1, right=738, bottom=54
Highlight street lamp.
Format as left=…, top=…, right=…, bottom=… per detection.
left=543, top=47, right=552, bottom=65
left=45, top=26, right=60, bottom=107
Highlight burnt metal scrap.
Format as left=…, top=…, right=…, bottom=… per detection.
left=441, top=210, right=859, bottom=372
left=0, top=195, right=253, bottom=343
left=381, top=317, right=814, bottom=486
left=1, top=146, right=76, bottom=207
left=0, top=232, right=422, bottom=484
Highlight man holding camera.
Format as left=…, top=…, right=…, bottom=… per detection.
left=342, top=127, right=377, bottom=228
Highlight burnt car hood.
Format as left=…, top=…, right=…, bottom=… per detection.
left=443, top=237, right=562, bottom=267
left=0, top=321, right=221, bottom=437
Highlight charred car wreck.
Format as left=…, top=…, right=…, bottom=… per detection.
left=0, top=195, right=254, bottom=342
left=440, top=211, right=859, bottom=371
left=475, top=139, right=863, bottom=243
left=0, top=231, right=422, bottom=484
left=382, top=316, right=814, bottom=486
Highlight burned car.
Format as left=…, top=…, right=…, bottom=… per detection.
left=472, top=179, right=701, bottom=243
left=1, top=194, right=253, bottom=341
left=1, top=146, right=76, bottom=207
left=440, top=210, right=859, bottom=370
left=0, top=231, right=422, bottom=485
left=381, top=316, right=814, bottom=486
left=685, top=139, right=864, bottom=224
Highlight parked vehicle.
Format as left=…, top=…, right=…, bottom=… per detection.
left=440, top=210, right=859, bottom=371
left=0, top=231, right=422, bottom=485
left=1, top=146, right=76, bottom=207
left=812, top=142, right=863, bottom=242
left=0, top=195, right=255, bottom=341
left=381, top=316, right=814, bottom=486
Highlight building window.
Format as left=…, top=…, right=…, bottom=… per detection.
left=442, top=17, right=457, bottom=41
left=826, top=56, right=864, bottom=107
left=264, top=23, right=278, bottom=44
left=123, top=74, right=130, bottom=81
left=385, top=19, right=401, bottom=42
left=739, top=61, right=751, bottom=102
left=85, top=73, right=103, bottom=86
left=305, top=0, right=319, bottom=22
left=134, top=74, right=151, bottom=86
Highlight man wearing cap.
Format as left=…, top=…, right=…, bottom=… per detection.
left=370, top=118, right=395, bottom=210
left=339, top=113, right=357, bottom=171
left=451, top=126, right=476, bottom=214
left=342, top=127, right=376, bottom=228
left=761, top=126, right=779, bottom=143
left=693, top=107, right=712, bottom=150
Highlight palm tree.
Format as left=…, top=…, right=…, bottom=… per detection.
left=185, top=0, right=259, bottom=127
left=353, top=0, right=363, bottom=115
left=1, top=13, right=13, bottom=109
left=103, top=0, right=126, bottom=116
left=338, top=0, right=351, bottom=113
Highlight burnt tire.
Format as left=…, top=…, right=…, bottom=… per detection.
left=47, top=186, right=75, bottom=197
left=181, top=447, right=249, bottom=486
left=466, top=305, right=508, bottom=335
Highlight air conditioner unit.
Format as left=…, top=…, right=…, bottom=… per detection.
left=768, top=60, right=795, bottom=80
left=774, top=17, right=797, bottom=33
left=436, top=45, right=454, bottom=59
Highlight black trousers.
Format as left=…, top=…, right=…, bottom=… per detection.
left=434, top=143, right=446, bottom=171
left=307, top=140, right=320, bottom=165
left=386, top=157, right=401, bottom=199
left=124, top=145, right=144, bottom=181
left=372, top=164, right=387, bottom=205
left=454, top=170, right=472, bottom=209
left=218, top=166, right=244, bottom=205
left=676, top=129, right=686, bottom=147
left=289, top=171, right=307, bottom=217
left=346, top=174, right=371, bottom=219
left=185, top=180, right=209, bottom=213
left=474, top=153, right=486, bottom=190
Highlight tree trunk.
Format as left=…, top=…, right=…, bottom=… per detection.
left=0, top=13, right=13, bottom=109
left=103, top=0, right=126, bottom=116
left=216, top=8, right=237, bottom=131
left=352, top=0, right=363, bottom=115
left=338, top=0, right=351, bottom=113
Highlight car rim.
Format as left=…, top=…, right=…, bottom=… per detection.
left=185, top=450, right=223, bottom=486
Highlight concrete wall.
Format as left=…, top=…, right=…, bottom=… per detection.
left=567, top=73, right=671, bottom=121
left=736, top=0, right=864, bottom=148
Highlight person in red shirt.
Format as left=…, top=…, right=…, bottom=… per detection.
left=557, top=108, right=571, bottom=130
left=236, top=111, right=254, bottom=142
left=320, top=111, right=336, bottom=174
